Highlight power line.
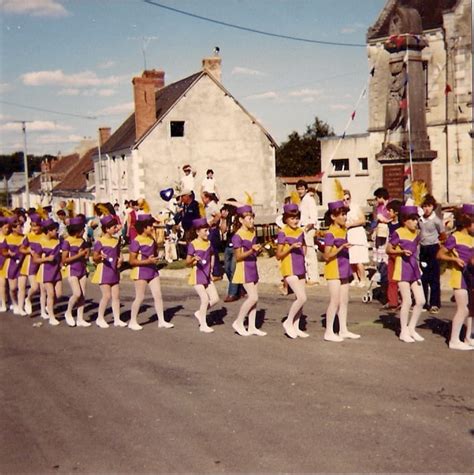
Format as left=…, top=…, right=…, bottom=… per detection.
left=142, top=0, right=366, bottom=48
left=0, top=100, right=97, bottom=120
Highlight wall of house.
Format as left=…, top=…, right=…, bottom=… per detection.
left=320, top=134, right=375, bottom=208
left=135, top=74, right=277, bottom=220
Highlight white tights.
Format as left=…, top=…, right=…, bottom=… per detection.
left=98, top=283, right=121, bottom=323
left=234, top=282, right=259, bottom=331
left=285, top=275, right=307, bottom=326
left=451, top=289, right=469, bottom=344
left=398, top=281, right=425, bottom=335
left=66, top=276, right=87, bottom=320
left=130, top=277, right=166, bottom=326
left=326, top=280, right=349, bottom=336
left=194, top=282, right=219, bottom=322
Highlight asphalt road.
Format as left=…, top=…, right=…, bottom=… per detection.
left=1, top=279, right=473, bottom=473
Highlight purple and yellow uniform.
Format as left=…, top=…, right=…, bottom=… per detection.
left=187, top=238, right=212, bottom=286
left=390, top=227, right=421, bottom=282
left=20, top=232, right=43, bottom=276
left=4, top=233, right=25, bottom=280
left=0, top=234, right=7, bottom=278
left=91, top=236, right=120, bottom=285
left=36, top=236, right=62, bottom=283
left=129, top=235, right=159, bottom=281
left=444, top=231, right=474, bottom=290
left=232, top=228, right=259, bottom=284
left=61, top=236, right=88, bottom=279
left=323, top=225, right=351, bottom=281
left=277, top=225, right=305, bottom=278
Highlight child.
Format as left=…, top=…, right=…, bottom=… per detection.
left=231, top=205, right=265, bottom=336
left=61, top=216, right=91, bottom=327
left=276, top=203, right=308, bottom=339
left=323, top=201, right=360, bottom=342
left=91, top=215, right=126, bottom=328
left=186, top=218, right=218, bottom=333
left=32, top=219, right=63, bottom=326
left=18, top=213, right=46, bottom=317
left=164, top=225, right=178, bottom=263
left=128, top=214, right=174, bottom=331
left=4, top=217, right=26, bottom=315
left=0, top=217, right=9, bottom=311
left=437, top=204, right=474, bottom=350
left=462, top=253, right=474, bottom=344
left=386, top=205, right=426, bottom=343
left=384, top=200, right=402, bottom=310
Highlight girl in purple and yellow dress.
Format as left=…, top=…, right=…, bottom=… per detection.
left=91, top=215, right=126, bottom=329
left=32, top=219, right=63, bottom=326
left=186, top=218, right=218, bottom=333
left=0, top=217, right=10, bottom=312
left=128, top=214, right=174, bottom=331
left=61, top=216, right=90, bottom=327
left=323, top=201, right=360, bottom=342
left=437, top=204, right=474, bottom=350
left=18, top=213, right=45, bottom=317
left=386, top=205, right=426, bottom=343
left=231, top=205, right=265, bottom=337
left=4, top=217, right=26, bottom=315
left=276, top=203, right=308, bottom=339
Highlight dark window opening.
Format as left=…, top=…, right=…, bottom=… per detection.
left=170, top=121, right=185, bottom=137
left=331, top=158, right=349, bottom=172
left=358, top=157, right=368, bottom=171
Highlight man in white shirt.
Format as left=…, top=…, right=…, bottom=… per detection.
left=180, top=164, right=196, bottom=196
left=200, top=169, right=219, bottom=198
left=296, top=180, right=320, bottom=285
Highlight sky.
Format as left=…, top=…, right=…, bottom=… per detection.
left=0, top=0, right=385, bottom=155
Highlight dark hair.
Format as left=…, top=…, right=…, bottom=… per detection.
left=386, top=199, right=402, bottom=214
left=421, top=194, right=437, bottom=208
left=283, top=210, right=301, bottom=223
left=135, top=218, right=154, bottom=234
left=454, top=210, right=472, bottom=231
left=43, top=222, right=59, bottom=233
left=206, top=169, right=214, bottom=175
left=296, top=180, right=308, bottom=190
left=202, top=191, right=218, bottom=203
left=57, top=210, right=66, bottom=217
left=324, top=206, right=348, bottom=227
left=67, top=223, right=84, bottom=236
left=101, top=220, right=117, bottom=233
left=400, top=212, right=419, bottom=225
left=373, top=187, right=389, bottom=200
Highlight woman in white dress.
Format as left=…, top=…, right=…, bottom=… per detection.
left=343, top=190, right=369, bottom=286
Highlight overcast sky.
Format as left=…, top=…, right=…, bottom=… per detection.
left=0, top=0, right=384, bottom=155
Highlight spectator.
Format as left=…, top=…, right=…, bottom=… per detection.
left=56, top=209, right=67, bottom=238
left=180, top=164, right=196, bottom=196
left=175, top=189, right=200, bottom=242
left=202, top=191, right=223, bottom=279
left=200, top=169, right=219, bottom=198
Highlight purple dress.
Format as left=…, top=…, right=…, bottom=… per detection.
left=36, top=237, right=62, bottom=284
left=277, top=226, right=305, bottom=277
left=231, top=228, right=259, bottom=284
left=323, top=225, right=352, bottom=281
left=129, top=235, right=159, bottom=282
left=390, top=227, right=421, bottom=282
left=61, top=236, right=88, bottom=279
left=5, top=234, right=25, bottom=280
left=20, top=232, right=43, bottom=276
left=91, top=236, right=120, bottom=285
left=187, top=238, right=212, bottom=286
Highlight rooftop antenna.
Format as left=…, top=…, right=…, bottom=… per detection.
left=12, top=120, right=33, bottom=209
left=128, top=36, right=159, bottom=70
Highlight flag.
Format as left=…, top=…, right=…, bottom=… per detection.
left=395, top=35, right=405, bottom=48
left=445, top=84, right=452, bottom=94
left=351, top=111, right=356, bottom=120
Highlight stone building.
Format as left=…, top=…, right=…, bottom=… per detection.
left=93, top=56, right=277, bottom=219
left=321, top=0, right=472, bottom=205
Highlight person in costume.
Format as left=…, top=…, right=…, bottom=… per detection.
left=128, top=214, right=174, bottom=331
left=61, top=216, right=90, bottom=327
left=276, top=203, right=308, bottom=339
left=32, top=219, right=63, bottom=326
left=186, top=218, right=218, bottom=333
left=18, top=213, right=45, bottom=317
left=4, top=217, right=26, bottom=315
left=0, top=217, right=9, bottom=312
left=437, top=204, right=474, bottom=350
left=386, top=205, right=426, bottom=343
left=231, top=205, right=265, bottom=336
left=91, top=215, right=126, bottom=328
left=323, top=201, right=360, bottom=342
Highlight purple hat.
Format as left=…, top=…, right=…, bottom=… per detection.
left=29, top=213, right=41, bottom=224
left=41, top=218, right=56, bottom=228
left=7, top=216, right=19, bottom=225
left=136, top=213, right=153, bottom=222
left=0, top=217, right=7, bottom=225
left=236, top=205, right=253, bottom=215
left=192, top=218, right=209, bottom=229
left=328, top=200, right=345, bottom=211
left=100, top=215, right=117, bottom=227
left=69, top=216, right=85, bottom=226
left=400, top=205, right=419, bottom=216
left=461, top=204, right=474, bottom=216
left=283, top=203, right=299, bottom=214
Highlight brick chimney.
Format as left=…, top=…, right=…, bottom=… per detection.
left=132, top=69, right=165, bottom=141
left=98, top=127, right=111, bottom=147
left=202, top=56, right=222, bottom=82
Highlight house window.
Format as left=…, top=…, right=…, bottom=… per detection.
left=170, top=121, right=185, bottom=137
left=358, top=157, right=368, bottom=172
left=331, top=159, right=349, bottom=173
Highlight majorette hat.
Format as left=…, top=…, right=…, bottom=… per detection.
left=29, top=213, right=41, bottom=224
left=461, top=203, right=474, bottom=216
left=283, top=203, right=299, bottom=214
left=41, top=218, right=56, bottom=228
left=236, top=205, right=253, bottom=215
left=400, top=205, right=419, bottom=216
left=328, top=200, right=345, bottom=211
left=69, top=216, right=85, bottom=226
left=192, top=218, right=209, bottom=229
left=100, top=215, right=117, bottom=227
left=136, top=213, right=154, bottom=222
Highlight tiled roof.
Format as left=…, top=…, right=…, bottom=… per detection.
left=53, top=147, right=96, bottom=192
left=101, top=72, right=202, bottom=155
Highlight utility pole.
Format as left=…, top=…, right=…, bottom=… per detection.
left=14, top=121, right=32, bottom=209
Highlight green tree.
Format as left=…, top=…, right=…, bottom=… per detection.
left=0, top=152, right=51, bottom=179
left=276, top=117, right=334, bottom=176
